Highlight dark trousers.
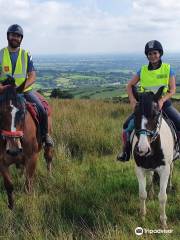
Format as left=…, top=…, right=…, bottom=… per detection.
left=164, top=105, right=180, bottom=132
left=24, top=91, right=48, bottom=136
left=123, top=103, right=180, bottom=134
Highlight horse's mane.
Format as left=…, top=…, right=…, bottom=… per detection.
left=0, top=86, right=25, bottom=110
left=139, top=92, right=154, bottom=118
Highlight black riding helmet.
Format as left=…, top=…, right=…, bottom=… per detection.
left=145, top=40, right=163, bottom=56
left=7, top=24, right=23, bottom=38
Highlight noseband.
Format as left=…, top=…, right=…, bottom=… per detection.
left=135, top=111, right=162, bottom=143
left=0, top=95, right=25, bottom=140
left=1, top=130, right=23, bottom=139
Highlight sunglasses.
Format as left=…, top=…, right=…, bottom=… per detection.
left=148, top=51, right=159, bottom=56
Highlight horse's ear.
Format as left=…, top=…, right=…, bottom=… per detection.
left=132, top=86, right=139, bottom=101
left=153, top=86, right=164, bottom=102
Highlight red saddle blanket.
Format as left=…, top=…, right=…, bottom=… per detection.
left=26, top=92, right=52, bottom=125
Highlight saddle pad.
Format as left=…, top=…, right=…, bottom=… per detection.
left=26, top=92, right=52, bottom=125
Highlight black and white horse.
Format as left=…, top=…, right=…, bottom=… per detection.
left=132, top=86, right=175, bottom=229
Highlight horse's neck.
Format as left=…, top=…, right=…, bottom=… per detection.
left=160, top=118, right=173, bottom=140
left=159, top=118, right=174, bottom=161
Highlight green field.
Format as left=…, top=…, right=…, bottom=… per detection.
left=69, top=86, right=127, bottom=99
left=38, top=84, right=180, bottom=101
left=0, top=100, right=179, bottom=239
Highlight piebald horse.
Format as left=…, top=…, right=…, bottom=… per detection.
left=0, top=80, right=53, bottom=209
left=132, top=86, right=175, bottom=229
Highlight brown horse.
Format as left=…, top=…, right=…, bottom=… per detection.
left=0, top=81, right=53, bottom=209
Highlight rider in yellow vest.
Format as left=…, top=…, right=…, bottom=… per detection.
left=0, top=24, right=54, bottom=147
left=117, top=40, right=180, bottom=161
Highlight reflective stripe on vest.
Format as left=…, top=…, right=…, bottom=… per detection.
left=140, top=63, right=170, bottom=94
left=0, top=47, right=32, bottom=92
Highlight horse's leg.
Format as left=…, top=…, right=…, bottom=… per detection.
left=158, top=165, right=170, bottom=229
left=135, top=166, right=147, bottom=221
left=148, top=171, right=154, bottom=199
left=44, top=146, right=53, bottom=174
left=25, top=154, right=38, bottom=193
left=44, top=115, right=53, bottom=173
left=1, top=168, right=14, bottom=209
left=168, top=162, right=174, bottom=191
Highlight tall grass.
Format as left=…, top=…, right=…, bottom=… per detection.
left=52, top=100, right=128, bottom=158
left=0, top=100, right=179, bottom=240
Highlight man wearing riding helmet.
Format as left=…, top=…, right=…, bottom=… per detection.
left=117, top=40, right=180, bottom=162
left=0, top=24, right=54, bottom=147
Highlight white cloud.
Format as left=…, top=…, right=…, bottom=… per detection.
left=0, top=0, right=179, bottom=54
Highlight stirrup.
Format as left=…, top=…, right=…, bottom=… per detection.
left=43, top=134, right=54, bottom=147
left=117, top=151, right=130, bottom=162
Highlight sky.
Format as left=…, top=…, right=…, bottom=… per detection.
left=0, top=0, right=180, bottom=54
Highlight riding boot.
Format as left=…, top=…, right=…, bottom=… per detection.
left=117, top=141, right=131, bottom=162
left=41, top=115, right=54, bottom=147
left=117, top=130, right=131, bottom=162
left=43, top=134, right=54, bottom=147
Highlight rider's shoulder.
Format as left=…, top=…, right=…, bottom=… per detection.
left=22, top=49, right=33, bottom=62
left=27, top=51, right=33, bottom=61
left=0, top=47, right=7, bottom=52
left=162, top=62, right=170, bottom=66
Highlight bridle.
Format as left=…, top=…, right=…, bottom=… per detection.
left=1, top=129, right=23, bottom=139
left=135, top=111, right=163, bottom=143
left=0, top=79, right=25, bottom=141
left=0, top=99, right=25, bottom=140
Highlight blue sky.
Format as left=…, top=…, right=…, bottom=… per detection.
left=0, top=0, right=179, bottom=54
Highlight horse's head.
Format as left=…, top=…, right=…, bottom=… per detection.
left=0, top=80, right=26, bottom=156
left=133, top=86, right=164, bottom=156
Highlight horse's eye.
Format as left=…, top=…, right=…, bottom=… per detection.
left=152, top=102, right=158, bottom=109
left=6, top=106, right=12, bottom=111
left=152, top=112, right=158, bottom=119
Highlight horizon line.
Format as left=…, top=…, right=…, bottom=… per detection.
left=33, top=52, right=180, bottom=56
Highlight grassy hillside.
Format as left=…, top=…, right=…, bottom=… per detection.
left=0, top=100, right=179, bottom=240
left=38, top=85, right=180, bottom=100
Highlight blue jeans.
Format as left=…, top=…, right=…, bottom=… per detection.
left=24, top=91, right=48, bottom=136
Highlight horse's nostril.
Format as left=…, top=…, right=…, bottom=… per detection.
left=139, top=150, right=144, bottom=154
left=19, top=148, right=22, bottom=153
left=137, top=147, right=142, bottom=154
left=7, top=150, right=17, bottom=156
left=6, top=149, right=22, bottom=156
left=147, top=148, right=151, bottom=155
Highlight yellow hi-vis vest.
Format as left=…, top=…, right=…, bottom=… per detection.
left=0, top=47, right=32, bottom=92
left=140, top=63, right=170, bottom=94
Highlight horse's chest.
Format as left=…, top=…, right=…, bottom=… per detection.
left=133, top=140, right=165, bottom=169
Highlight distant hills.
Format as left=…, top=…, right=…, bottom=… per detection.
left=33, top=54, right=180, bottom=99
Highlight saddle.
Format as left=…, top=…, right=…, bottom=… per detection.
left=26, top=92, right=52, bottom=126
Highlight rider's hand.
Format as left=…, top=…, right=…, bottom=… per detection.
left=158, top=98, right=164, bottom=110
left=130, top=98, right=137, bottom=110
left=0, top=84, right=11, bottom=93
left=16, top=82, right=25, bottom=93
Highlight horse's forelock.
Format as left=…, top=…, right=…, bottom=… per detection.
left=139, top=92, right=154, bottom=118
left=0, top=87, right=25, bottom=110
left=0, top=86, right=17, bottom=105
